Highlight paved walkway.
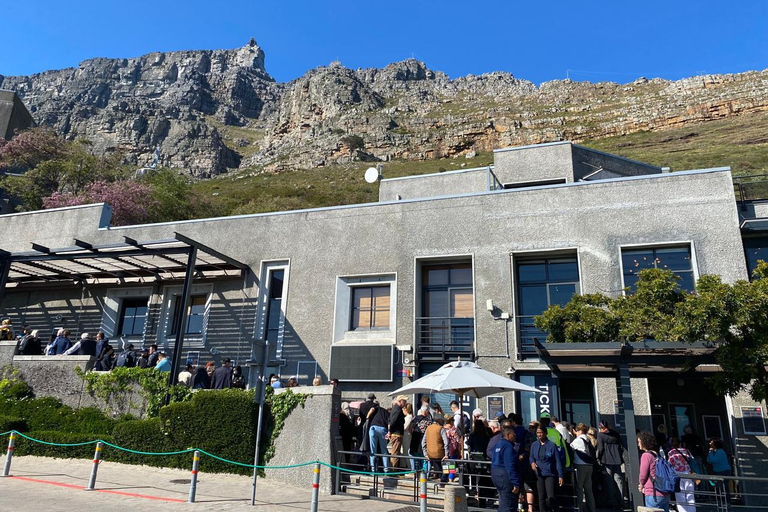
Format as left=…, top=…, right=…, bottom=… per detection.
left=0, top=456, right=410, bottom=511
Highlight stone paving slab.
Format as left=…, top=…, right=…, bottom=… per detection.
left=0, top=456, right=411, bottom=512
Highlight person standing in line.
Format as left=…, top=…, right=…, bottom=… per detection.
left=571, top=423, right=597, bottom=512
left=530, top=426, right=563, bottom=512
left=178, top=364, right=194, bottom=387
left=422, top=417, right=448, bottom=479
left=231, top=365, right=246, bottom=389
left=552, top=416, right=573, bottom=444
left=192, top=366, right=210, bottom=389
left=491, top=426, right=521, bottom=512
left=707, top=437, right=732, bottom=505
left=637, top=431, right=670, bottom=512
left=54, top=329, right=72, bottom=355
left=154, top=352, right=171, bottom=372
left=388, top=395, right=407, bottom=468
left=212, top=358, right=232, bottom=389
left=668, top=437, right=696, bottom=512
left=368, top=400, right=390, bottom=473
left=147, top=344, right=159, bottom=367
left=597, top=420, right=625, bottom=510
left=94, top=332, right=109, bottom=359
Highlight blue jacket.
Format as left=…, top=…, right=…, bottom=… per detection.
left=53, top=336, right=72, bottom=355
left=529, top=439, right=563, bottom=478
left=492, top=438, right=521, bottom=487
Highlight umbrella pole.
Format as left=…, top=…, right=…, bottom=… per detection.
left=459, top=392, right=464, bottom=460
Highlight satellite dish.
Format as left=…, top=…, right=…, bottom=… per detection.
left=364, top=167, right=380, bottom=184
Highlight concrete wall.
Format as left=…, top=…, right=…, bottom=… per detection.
left=492, top=141, right=574, bottom=185
left=267, top=384, right=339, bottom=493
left=0, top=169, right=747, bottom=400
left=728, top=390, right=768, bottom=507
left=571, top=145, right=662, bottom=181
left=0, top=90, right=34, bottom=140
left=378, top=167, right=489, bottom=201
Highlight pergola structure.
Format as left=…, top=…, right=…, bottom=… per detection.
left=0, top=232, right=248, bottom=392
left=535, top=340, right=719, bottom=509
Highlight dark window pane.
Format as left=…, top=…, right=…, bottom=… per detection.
left=744, top=238, right=768, bottom=279
left=449, top=266, right=473, bottom=286
left=549, top=283, right=577, bottom=306
left=623, top=273, right=639, bottom=290
left=548, top=260, right=579, bottom=281
left=622, top=250, right=655, bottom=276
left=518, top=263, right=546, bottom=283
left=656, top=247, right=692, bottom=271
left=424, top=267, right=449, bottom=286
left=267, top=298, right=282, bottom=325
left=425, top=290, right=449, bottom=317
left=269, top=270, right=284, bottom=300
left=118, top=298, right=148, bottom=336
left=677, top=272, right=695, bottom=292
left=519, top=285, right=548, bottom=316
left=186, top=315, right=204, bottom=334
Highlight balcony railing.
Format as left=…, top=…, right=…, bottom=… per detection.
left=518, top=315, right=546, bottom=357
left=734, top=174, right=768, bottom=204
left=416, top=317, right=474, bottom=359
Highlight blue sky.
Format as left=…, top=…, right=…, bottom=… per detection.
left=1, top=1, right=766, bottom=85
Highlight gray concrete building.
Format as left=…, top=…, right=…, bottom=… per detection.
left=0, top=89, right=34, bottom=140
left=0, top=141, right=767, bottom=495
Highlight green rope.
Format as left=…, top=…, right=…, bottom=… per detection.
left=196, top=449, right=317, bottom=469
left=98, top=440, right=195, bottom=456
left=0, top=431, right=11, bottom=437
left=12, top=431, right=98, bottom=447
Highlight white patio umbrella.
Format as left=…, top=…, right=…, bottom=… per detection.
left=389, top=360, right=541, bottom=458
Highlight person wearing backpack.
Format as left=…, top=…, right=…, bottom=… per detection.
left=115, top=343, right=136, bottom=368
left=571, top=423, right=597, bottom=512
left=668, top=437, right=696, bottom=512
left=637, top=431, right=675, bottom=512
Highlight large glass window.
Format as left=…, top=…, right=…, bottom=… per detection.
left=118, top=297, right=148, bottom=336
left=516, top=257, right=579, bottom=357
left=622, top=245, right=694, bottom=292
left=265, top=269, right=285, bottom=346
left=743, top=238, right=768, bottom=280
left=351, top=285, right=391, bottom=330
left=419, top=262, right=474, bottom=357
left=170, top=294, right=207, bottom=335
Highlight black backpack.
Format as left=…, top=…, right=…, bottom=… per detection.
left=116, top=350, right=135, bottom=368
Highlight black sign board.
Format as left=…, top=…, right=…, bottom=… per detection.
left=741, top=406, right=767, bottom=436
left=487, top=396, right=504, bottom=418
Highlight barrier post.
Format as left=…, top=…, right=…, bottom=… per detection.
left=420, top=470, right=427, bottom=512
left=84, top=441, right=103, bottom=491
left=2, top=431, right=15, bottom=477
left=188, top=450, right=200, bottom=503
left=309, top=462, right=321, bottom=512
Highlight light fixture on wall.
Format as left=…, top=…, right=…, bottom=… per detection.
left=505, top=367, right=515, bottom=377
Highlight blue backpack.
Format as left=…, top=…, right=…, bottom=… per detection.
left=652, top=453, right=679, bottom=494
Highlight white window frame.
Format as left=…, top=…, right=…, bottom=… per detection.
left=101, top=287, right=153, bottom=346
left=618, top=241, right=698, bottom=295
left=332, top=273, right=397, bottom=344
left=255, top=260, right=290, bottom=360
left=157, top=283, right=213, bottom=350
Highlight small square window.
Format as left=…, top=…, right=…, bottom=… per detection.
left=622, top=245, right=694, bottom=292
left=351, top=286, right=391, bottom=330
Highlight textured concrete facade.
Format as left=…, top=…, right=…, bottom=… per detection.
left=0, top=142, right=764, bottom=489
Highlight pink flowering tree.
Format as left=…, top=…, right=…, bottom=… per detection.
left=43, top=180, right=158, bottom=226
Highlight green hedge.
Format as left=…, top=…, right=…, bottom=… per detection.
left=11, top=431, right=112, bottom=459
left=0, top=415, right=27, bottom=434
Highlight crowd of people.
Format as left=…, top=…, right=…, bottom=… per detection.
left=338, top=394, right=731, bottom=512
left=6, top=320, right=246, bottom=390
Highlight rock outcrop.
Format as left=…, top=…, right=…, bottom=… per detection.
left=2, top=40, right=767, bottom=177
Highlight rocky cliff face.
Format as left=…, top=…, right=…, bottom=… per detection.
left=2, top=40, right=768, bottom=177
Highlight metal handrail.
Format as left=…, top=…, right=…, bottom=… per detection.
left=416, top=317, right=474, bottom=358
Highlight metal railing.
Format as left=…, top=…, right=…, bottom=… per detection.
left=334, top=450, right=579, bottom=511
left=734, top=174, right=768, bottom=205
left=416, top=317, right=474, bottom=359
left=518, top=315, right=545, bottom=357
left=676, top=472, right=768, bottom=511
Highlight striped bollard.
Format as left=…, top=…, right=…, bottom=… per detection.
left=309, top=462, right=321, bottom=512
left=188, top=450, right=200, bottom=503
left=420, top=470, right=427, bottom=512
left=2, top=432, right=15, bottom=477
left=84, top=442, right=103, bottom=491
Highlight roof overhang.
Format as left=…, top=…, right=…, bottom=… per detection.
left=535, top=340, right=719, bottom=375
left=1, top=232, right=248, bottom=287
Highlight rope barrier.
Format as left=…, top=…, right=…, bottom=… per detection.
left=2, top=431, right=404, bottom=475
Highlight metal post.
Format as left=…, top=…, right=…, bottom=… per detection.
left=618, top=364, right=642, bottom=510
left=309, top=462, right=321, bottom=512
left=250, top=339, right=270, bottom=506
left=166, top=246, right=197, bottom=405
left=84, top=442, right=103, bottom=491
left=419, top=470, right=427, bottom=512
left=2, top=432, right=16, bottom=477
left=188, top=450, right=200, bottom=503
